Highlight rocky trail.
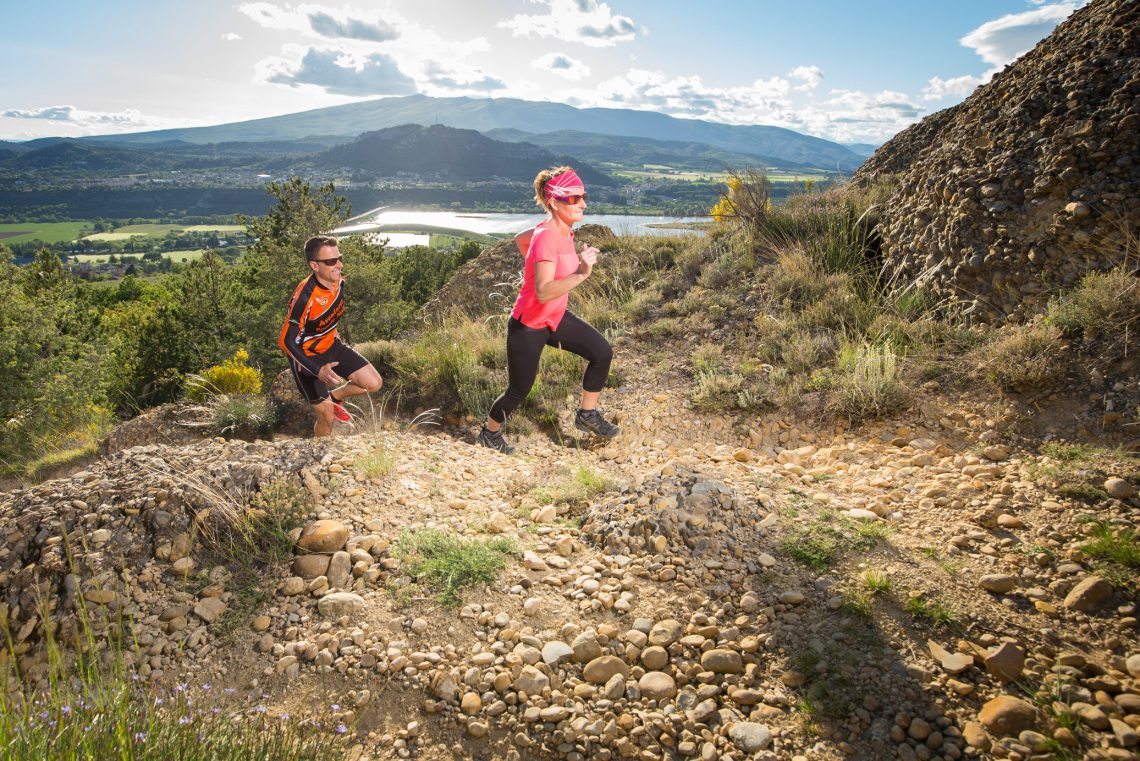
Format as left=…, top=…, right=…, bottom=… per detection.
left=2, top=343, right=1137, bottom=761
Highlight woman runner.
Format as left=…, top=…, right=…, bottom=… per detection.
left=479, top=166, right=620, bottom=454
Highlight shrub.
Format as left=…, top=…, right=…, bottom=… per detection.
left=710, top=168, right=772, bottom=229
left=356, top=439, right=396, bottom=479
left=1048, top=267, right=1139, bottom=343
left=391, top=529, right=517, bottom=606
left=204, top=394, right=277, bottom=439
left=973, top=319, right=1067, bottom=391
left=827, top=340, right=908, bottom=420
left=186, top=349, right=263, bottom=401
left=530, top=464, right=616, bottom=507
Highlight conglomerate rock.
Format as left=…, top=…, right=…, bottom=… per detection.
left=852, top=0, right=1139, bottom=324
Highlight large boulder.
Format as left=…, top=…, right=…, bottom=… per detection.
left=852, top=0, right=1140, bottom=324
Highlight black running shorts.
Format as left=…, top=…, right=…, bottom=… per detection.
left=287, top=340, right=370, bottom=405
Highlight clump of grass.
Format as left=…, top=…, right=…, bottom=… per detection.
left=203, top=394, right=277, bottom=439
left=1081, top=524, right=1140, bottom=569
left=904, top=593, right=957, bottom=628
left=860, top=568, right=892, bottom=594
left=973, top=319, right=1067, bottom=392
left=1047, top=266, right=1139, bottom=343
left=356, top=439, right=396, bottom=479
left=530, top=464, right=615, bottom=507
left=826, top=340, right=908, bottom=420
left=392, top=529, right=518, bottom=606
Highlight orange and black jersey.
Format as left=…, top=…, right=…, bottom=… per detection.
left=278, top=273, right=345, bottom=375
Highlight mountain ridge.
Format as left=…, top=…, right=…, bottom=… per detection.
left=83, top=94, right=863, bottom=172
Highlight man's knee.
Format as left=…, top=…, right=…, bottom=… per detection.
left=353, top=366, right=383, bottom=394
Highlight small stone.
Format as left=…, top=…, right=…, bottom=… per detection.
left=583, top=655, right=628, bottom=684
left=641, top=646, right=669, bottom=670
left=1063, top=576, right=1112, bottom=611
left=700, top=649, right=743, bottom=674
left=979, top=574, right=1017, bottom=594
left=982, top=445, right=1010, bottom=461
left=638, top=672, right=677, bottom=701
left=1104, top=477, right=1135, bottom=499
left=977, top=695, right=1037, bottom=737
left=316, top=592, right=364, bottom=618
left=728, top=723, right=772, bottom=752
left=928, top=639, right=973, bottom=674
left=963, top=721, right=991, bottom=751
left=193, top=597, right=226, bottom=624
left=461, top=692, right=482, bottom=715
left=466, top=721, right=488, bottom=738
left=293, top=553, right=331, bottom=578
left=251, top=615, right=271, bottom=632
left=513, top=665, right=549, bottom=695
left=541, top=641, right=573, bottom=666
left=984, top=642, right=1025, bottom=682
left=297, top=520, right=349, bottom=553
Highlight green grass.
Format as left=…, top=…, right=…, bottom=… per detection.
left=530, top=464, right=616, bottom=507
left=1081, top=524, right=1140, bottom=569
left=391, top=529, right=518, bottom=606
left=779, top=512, right=891, bottom=569
left=860, top=568, right=892, bottom=594
left=0, top=221, right=90, bottom=244
left=72, top=250, right=212, bottom=264
left=356, top=439, right=397, bottom=479
left=904, top=593, right=958, bottom=628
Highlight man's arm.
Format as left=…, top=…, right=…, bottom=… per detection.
left=280, top=281, right=325, bottom=376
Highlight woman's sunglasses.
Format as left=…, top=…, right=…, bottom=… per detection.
left=557, top=193, right=587, bottom=205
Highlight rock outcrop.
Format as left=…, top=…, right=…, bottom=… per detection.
left=853, top=0, right=1139, bottom=323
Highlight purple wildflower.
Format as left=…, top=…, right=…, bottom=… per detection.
left=201, top=682, right=211, bottom=691
left=331, top=704, right=341, bottom=711
left=134, top=732, right=147, bottom=742
left=255, top=705, right=267, bottom=714
left=280, top=713, right=290, bottom=720
left=336, top=724, right=348, bottom=734
left=179, top=716, right=192, bottom=726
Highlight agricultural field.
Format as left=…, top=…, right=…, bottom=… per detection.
left=83, top=223, right=245, bottom=241
left=71, top=249, right=210, bottom=264
left=0, top=221, right=91, bottom=244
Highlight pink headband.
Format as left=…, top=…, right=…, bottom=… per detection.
left=543, top=170, right=585, bottom=200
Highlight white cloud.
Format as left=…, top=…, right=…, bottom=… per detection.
left=237, top=3, right=399, bottom=42
left=222, top=32, right=243, bottom=41
left=532, top=53, right=591, bottom=81
left=420, top=61, right=506, bottom=94
left=499, top=0, right=637, bottom=47
left=789, top=65, right=823, bottom=93
left=960, top=1, right=1082, bottom=66
left=922, top=73, right=985, bottom=101
left=1, top=105, right=174, bottom=131
left=256, top=46, right=417, bottom=96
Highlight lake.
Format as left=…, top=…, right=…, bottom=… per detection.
left=333, top=208, right=711, bottom=241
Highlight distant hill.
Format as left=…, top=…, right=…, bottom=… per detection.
left=484, top=128, right=813, bottom=173
left=315, top=124, right=613, bottom=184
left=841, top=143, right=880, bottom=158
left=2, top=141, right=164, bottom=172
left=86, top=94, right=863, bottom=172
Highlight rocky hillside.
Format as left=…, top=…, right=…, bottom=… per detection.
left=853, top=0, right=1139, bottom=324
left=2, top=333, right=1137, bottom=760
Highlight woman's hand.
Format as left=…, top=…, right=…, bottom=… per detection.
left=577, top=245, right=598, bottom=278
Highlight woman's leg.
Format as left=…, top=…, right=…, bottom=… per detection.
left=546, top=311, right=613, bottom=408
left=486, top=318, right=550, bottom=430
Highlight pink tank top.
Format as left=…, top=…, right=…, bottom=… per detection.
left=511, top=221, right=579, bottom=330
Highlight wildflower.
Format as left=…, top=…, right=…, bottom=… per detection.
left=255, top=705, right=267, bottom=714
left=280, top=713, right=290, bottom=720
left=175, top=683, right=188, bottom=692
left=155, top=698, right=164, bottom=706
left=201, top=682, right=211, bottom=691
left=331, top=703, right=341, bottom=711
left=61, top=705, right=71, bottom=715
left=224, top=688, right=236, bottom=695
left=134, top=732, right=147, bottom=742
left=179, top=716, right=192, bottom=726
left=336, top=724, right=348, bottom=734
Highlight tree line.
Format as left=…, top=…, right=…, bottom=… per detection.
left=0, top=178, right=480, bottom=475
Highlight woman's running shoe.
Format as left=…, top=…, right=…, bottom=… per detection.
left=478, top=426, right=515, bottom=454
left=574, top=408, right=619, bottom=438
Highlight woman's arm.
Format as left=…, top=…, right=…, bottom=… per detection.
left=534, top=246, right=598, bottom=303
left=515, top=228, right=534, bottom=256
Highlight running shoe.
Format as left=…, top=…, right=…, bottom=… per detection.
left=330, top=398, right=351, bottom=422
left=478, top=426, right=515, bottom=454
left=574, top=408, right=620, bottom=438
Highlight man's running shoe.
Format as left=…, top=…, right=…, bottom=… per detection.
left=478, top=426, right=515, bottom=454
left=330, top=397, right=351, bottom=422
left=575, top=408, right=620, bottom=438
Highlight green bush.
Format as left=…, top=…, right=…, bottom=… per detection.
left=204, top=394, right=277, bottom=439
left=974, top=319, right=1067, bottom=391
left=826, top=340, right=908, bottom=420
left=1048, top=267, right=1139, bottom=342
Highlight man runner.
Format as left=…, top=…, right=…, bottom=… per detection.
left=279, top=235, right=382, bottom=437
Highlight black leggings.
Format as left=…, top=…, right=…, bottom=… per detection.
left=487, top=311, right=613, bottom=424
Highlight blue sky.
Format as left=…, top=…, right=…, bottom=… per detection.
left=0, top=0, right=1086, bottom=144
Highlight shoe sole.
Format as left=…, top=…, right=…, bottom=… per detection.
left=574, top=421, right=619, bottom=438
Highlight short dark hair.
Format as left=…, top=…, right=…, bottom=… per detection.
left=304, top=235, right=339, bottom=260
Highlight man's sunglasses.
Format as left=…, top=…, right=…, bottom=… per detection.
left=557, top=193, right=587, bottom=205
left=314, top=256, right=342, bottom=265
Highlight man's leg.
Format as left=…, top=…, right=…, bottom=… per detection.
left=333, top=363, right=382, bottom=402
left=312, top=400, right=337, bottom=437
